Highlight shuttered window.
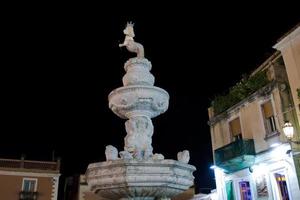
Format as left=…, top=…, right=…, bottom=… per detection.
left=262, top=101, right=274, bottom=118
left=229, top=117, right=241, bottom=136
left=262, top=100, right=277, bottom=135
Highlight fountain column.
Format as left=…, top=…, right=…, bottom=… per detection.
left=86, top=22, right=196, bottom=200
left=109, top=57, right=169, bottom=160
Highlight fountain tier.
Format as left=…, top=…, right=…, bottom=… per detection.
left=86, top=22, right=196, bottom=200
left=86, top=159, right=196, bottom=200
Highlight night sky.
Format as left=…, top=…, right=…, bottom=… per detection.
left=1, top=3, right=299, bottom=196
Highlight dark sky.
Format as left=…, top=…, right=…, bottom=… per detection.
left=1, top=2, right=299, bottom=196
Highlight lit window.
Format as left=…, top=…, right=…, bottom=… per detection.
left=239, top=181, right=252, bottom=200
left=274, top=172, right=290, bottom=199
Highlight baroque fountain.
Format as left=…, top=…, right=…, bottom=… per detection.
left=86, top=22, right=196, bottom=200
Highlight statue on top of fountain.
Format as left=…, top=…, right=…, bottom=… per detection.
left=119, top=22, right=144, bottom=58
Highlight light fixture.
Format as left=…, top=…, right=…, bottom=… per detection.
left=283, top=121, right=294, bottom=140
left=210, top=165, right=217, bottom=169
left=283, top=121, right=300, bottom=146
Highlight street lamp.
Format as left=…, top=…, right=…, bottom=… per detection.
left=283, top=121, right=294, bottom=140
left=283, top=121, right=300, bottom=144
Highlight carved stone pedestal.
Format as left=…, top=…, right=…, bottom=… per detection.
left=86, top=159, right=196, bottom=200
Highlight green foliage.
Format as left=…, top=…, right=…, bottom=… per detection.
left=212, top=71, right=269, bottom=114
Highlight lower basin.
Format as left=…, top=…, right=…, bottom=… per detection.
left=86, top=159, right=196, bottom=200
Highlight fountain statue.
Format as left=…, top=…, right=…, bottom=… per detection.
left=86, top=22, right=196, bottom=200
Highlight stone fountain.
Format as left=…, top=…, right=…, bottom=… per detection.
left=86, top=22, right=196, bottom=200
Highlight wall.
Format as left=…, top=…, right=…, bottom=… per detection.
left=213, top=144, right=300, bottom=200
left=0, top=173, right=54, bottom=200
left=274, top=26, right=300, bottom=130
left=209, top=89, right=283, bottom=153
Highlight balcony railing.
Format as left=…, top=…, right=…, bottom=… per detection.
left=0, top=158, right=60, bottom=172
left=19, top=191, right=38, bottom=200
left=214, top=139, right=255, bottom=173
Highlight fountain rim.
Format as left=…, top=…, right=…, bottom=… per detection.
left=86, top=159, right=196, bottom=172
left=108, top=85, right=170, bottom=100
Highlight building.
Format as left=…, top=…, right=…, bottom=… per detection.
left=0, top=157, right=60, bottom=200
left=273, top=24, right=300, bottom=190
left=208, top=25, right=300, bottom=200
left=64, top=174, right=102, bottom=200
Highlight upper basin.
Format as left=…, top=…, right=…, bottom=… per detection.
left=108, top=85, right=169, bottom=119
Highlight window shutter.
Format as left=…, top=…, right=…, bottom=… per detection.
left=263, top=101, right=274, bottom=118
left=230, top=118, right=241, bottom=136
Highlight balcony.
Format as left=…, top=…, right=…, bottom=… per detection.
left=214, top=139, right=255, bottom=173
left=19, top=191, right=38, bottom=200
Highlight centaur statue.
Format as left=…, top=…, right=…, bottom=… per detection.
left=119, top=22, right=144, bottom=58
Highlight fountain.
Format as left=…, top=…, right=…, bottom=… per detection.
left=86, top=22, right=196, bottom=200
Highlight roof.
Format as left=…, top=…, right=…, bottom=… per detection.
left=0, top=158, right=60, bottom=173
left=276, top=23, right=300, bottom=43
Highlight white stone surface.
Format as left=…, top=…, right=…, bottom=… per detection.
left=119, top=150, right=133, bottom=160
left=152, top=153, right=164, bottom=160
left=105, top=145, right=119, bottom=161
left=122, top=58, right=154, bottom=86
left=86, top=159, right=196, bottom=200
left=108, top=84, right=169, bottom=119
left=86, top=22, right=196, bottom=200
left=107, top=57, right=169, bottom=159
left=177, top=150, right=190, bottom=164
left=124, top=116, right=153, bottom=159
left=119, top=22, right=144, bottom=58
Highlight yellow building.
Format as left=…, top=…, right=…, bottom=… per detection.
left=274, top=24, right=300, bottom=134
left=208, top=25, right=300, bottom=200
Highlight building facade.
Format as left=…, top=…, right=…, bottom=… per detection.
left=64, top=174, right=103, bottom=200
left=208, top=25, right=300, bottom=200
left=0, top=157, right=60, bottom=200
left=274, top=25, right=300, bottom=184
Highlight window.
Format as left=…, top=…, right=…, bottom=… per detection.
left=274, top=172, right=290, bottom=200
left=229, top=117, right=242, bottom=141
left=22, top=178, right=37, bottom=192
left=20, top=178, right=38, bottom=200
left=239, top=181, right=252, bottom=200
left=261, top=101, right=278, bottom=138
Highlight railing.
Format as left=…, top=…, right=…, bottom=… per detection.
left=0, top=158, right=60, bottom=172
left=214, top=139, right=255, bottom=173
left=19, top=191, right=38, bottom=200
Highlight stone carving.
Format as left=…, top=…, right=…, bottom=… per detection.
left=152, top=153, right=164, bottom=160
left=177, top=150, right=190, bottom=163
left=86, top=22, right=196, bottom=200
left=122, top=58, right=155, bottom=86
left=119, top=151, right=133, bottom=160
left=105, top=145, right=119, bottom=161
left=86, top=159, right=196, bottom=199
left=108, top=86, right=169, bottom=119
left=119, top=22, right=144, bottom=58
left=125, top=116, right=153, bottom=159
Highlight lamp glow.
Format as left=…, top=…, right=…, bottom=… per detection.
left=210, top=165, right=217, bottom=169
left=283, top=121, right=294, bottom=140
